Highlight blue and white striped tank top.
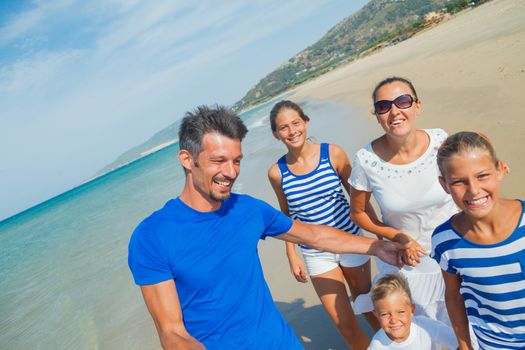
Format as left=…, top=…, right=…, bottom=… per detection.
left=431, top=200, right=525, bottom=349
left=277, top=143, right=360, bottom=250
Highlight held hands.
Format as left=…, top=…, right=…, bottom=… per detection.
left=370, top=239, right=410, bottom=267
left=393, top=233, right=428, bottom=267
left=287, top=252, right=308, bottom=283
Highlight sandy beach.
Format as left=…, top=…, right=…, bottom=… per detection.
left=291, top=0, right=525, bottom=198
left=258, top=0, right=525, bottom=348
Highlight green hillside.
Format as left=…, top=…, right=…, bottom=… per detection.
left=232, top=0, right=488, bottom=111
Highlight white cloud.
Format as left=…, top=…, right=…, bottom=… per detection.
left=88, top=0, right=332, bottom=101
left=93, top=1, right=189, bottom=56
left=0, top=0, right=75, bottom=46
left=0, top=50, right=82, bottom=93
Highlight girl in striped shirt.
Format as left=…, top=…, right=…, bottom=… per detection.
left=268, top=100, right=378, bottom=349
left=432, top=131, right=524, bottom=349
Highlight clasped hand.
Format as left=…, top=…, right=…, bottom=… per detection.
left=393, top=233, right=428, bottom=267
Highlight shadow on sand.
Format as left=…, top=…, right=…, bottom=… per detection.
left=276, top=299, right=375, bottom=350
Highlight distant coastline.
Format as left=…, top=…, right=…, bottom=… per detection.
left=0, top=141, right=182, bottom=224
left=88, top=139, right=179, bottom=183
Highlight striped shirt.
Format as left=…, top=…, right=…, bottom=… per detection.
left=277, top=143, right=360, bottom=250
left=431, top=200, right=525, bottom=349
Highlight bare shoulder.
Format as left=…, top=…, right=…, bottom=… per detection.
left=329, top=144, right=349, bottom=161
left=329, top=143, right=345, bottom=155
left=329, top=144, right=351, bottom=173
left=268, top=163, right=282, bottom=183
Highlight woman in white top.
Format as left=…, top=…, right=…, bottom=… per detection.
left=349, top=77, right=457, bottom=327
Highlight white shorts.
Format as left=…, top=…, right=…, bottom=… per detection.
left=300, top=247, right=370, bottom=276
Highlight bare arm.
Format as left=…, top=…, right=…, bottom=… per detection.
left=276, top=220, right=405, bottom=267
left=141, top=280, right=205, bottom=350
left=350, top=187, right=426, bottom=265
left=268, top=165, right=308, bottom=283
left=349, top=187, right=403, bottom=241
left=442, top=271, right=474, bottom=350
left=330, top=144, right=379, bottom=223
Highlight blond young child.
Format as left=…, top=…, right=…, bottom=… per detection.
left=369, top=274, right=458, bottom=349
left=432, top=131, right=525, bottom=349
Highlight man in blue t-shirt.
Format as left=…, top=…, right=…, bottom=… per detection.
left=128, top=105, right=403, bottom=350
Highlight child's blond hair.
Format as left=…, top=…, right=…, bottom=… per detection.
left=371, top=273, right=413, bottom=307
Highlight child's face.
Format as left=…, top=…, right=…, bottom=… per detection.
left=374, top=291, right=414, bottom=343
left=273, top=108, right=308, bottom=148
left=439, top=149, right=503, bottom=220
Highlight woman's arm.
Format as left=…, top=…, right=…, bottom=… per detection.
left=350, top=187, right=405, bottom=241
left=330, top=144, right=379, bottom=223
left=442, top=271, right=474, bottom=350
left=268, top=164, right=308, bottom=283
left=349, top=186, right=426, bottom=266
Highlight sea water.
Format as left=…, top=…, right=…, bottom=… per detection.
left=0, top=99, right=377, bottom=349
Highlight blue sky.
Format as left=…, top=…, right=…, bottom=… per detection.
left=0, top=0, right=368, bottom=220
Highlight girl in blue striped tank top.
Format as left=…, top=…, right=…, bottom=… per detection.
left=268, top=100, right=380, bottom=349
left=432, top=131, right=524, bottom=350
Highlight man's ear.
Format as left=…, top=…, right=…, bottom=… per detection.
left=179, top=149, right=194, bottom=171
left=439, top=175, right=450, bottom=194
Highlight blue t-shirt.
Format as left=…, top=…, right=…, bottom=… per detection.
left=128, top=193, right=302, bottom=350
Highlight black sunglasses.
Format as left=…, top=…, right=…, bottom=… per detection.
left=374, top=94, right=417, bottom=115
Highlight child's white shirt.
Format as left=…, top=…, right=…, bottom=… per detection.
left=368, top=316, right=458, bottom=350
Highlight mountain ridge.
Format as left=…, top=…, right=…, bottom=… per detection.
left=97, top=0, right=487, bottom=176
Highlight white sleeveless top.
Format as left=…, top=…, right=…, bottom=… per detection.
left=349, top=128, right=457, bottom=251
left=350, top=129, right=457, bottom=312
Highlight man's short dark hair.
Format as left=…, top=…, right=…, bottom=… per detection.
left=179, top=105, right=248, bottom=158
